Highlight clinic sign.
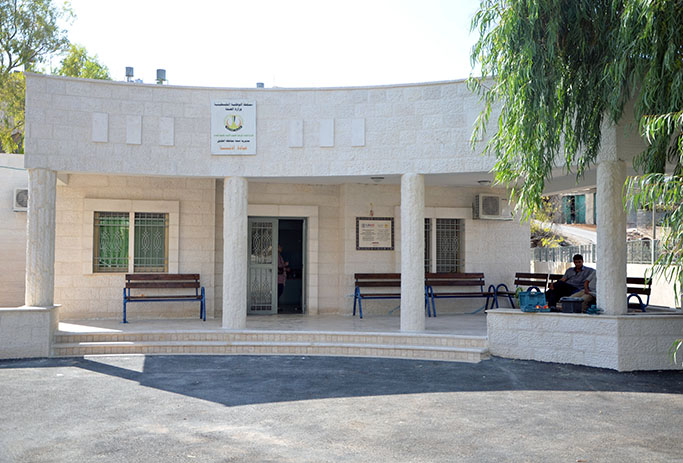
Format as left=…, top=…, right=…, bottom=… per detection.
left=211, top=100, right=256, bottom=155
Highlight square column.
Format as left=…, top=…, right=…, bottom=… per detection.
left=222, top=177, right=248, bottom=329
left=25, top=168, right=57, bottom=307
left=596, top=160, right=627, bottom=315
left=400, top=173, right=425, bottom=332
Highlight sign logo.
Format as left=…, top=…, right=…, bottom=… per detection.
left=225, top=115, right=243, bottom=132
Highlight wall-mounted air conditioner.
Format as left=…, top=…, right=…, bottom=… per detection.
left=473, top=194, right=512, bottom=220
left=13, top=188, right=28, bottom=212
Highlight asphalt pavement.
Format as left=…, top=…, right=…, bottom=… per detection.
left=1, top=355, right=681, bottom=462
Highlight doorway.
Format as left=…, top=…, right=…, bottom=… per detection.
left=247, top=217, right=306, bottom=315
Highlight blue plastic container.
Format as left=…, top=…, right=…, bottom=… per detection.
left=518, top=291, right=546, bottom=312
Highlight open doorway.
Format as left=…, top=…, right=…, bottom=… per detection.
left=247, top=217, right=305, bottom=315
left=277, top=219, right=304, bottom=314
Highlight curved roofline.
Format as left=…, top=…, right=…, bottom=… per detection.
left=25, top=71, right=475, bottom=91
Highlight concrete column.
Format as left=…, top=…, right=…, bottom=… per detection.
left=222, top=177, right=248, bottom=329
left=400, top=173, right=425, bottom=332
left=596, top=160, right=627, bottom=315
left=25, top=168, right=57, bottom=307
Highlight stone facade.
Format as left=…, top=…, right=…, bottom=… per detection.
left=0, top=154, right=27, bottom=307
left=53, top=174, right=215, bottom=320
left=487, top=309, right=683, bottom=371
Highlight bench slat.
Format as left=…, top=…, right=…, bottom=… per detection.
left=125, top=273, right=200, bottom=281
left=127, top=295, right=203, bottom=300
left=126, top=282, right=200, bottom=289
left=354, top=273, right=401, bottom=279
left=627, top=287, right=651, bottom=295
left=356, top=281, right=401, bottom=287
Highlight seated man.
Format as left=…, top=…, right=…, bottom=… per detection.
left=570, top=270, right=596, bottom=312
left=545, top=254, right=595, bottom=310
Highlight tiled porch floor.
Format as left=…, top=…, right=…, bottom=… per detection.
left=58, top=313, right=488, bottom=336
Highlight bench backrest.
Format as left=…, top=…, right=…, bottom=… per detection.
left=125, top=273, right=201, bottom=289
left=513, top=272, right=549, bottom=289
left=354, top=273, right=401, bottom=287
left=425, top=272, right=485, bottom=289
left=627, top=277, right=652, bottom=296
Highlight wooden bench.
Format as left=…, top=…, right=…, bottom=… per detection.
left=628, top=277, right=652, bottom=312
left=493, top=272, right=551, bottom=308
left=352, top=273, right=433, bottom=319
left=123, top=273, right=206, bottom=323
left=425, top=272, right=495, bottom=317
left=353, top=273, right=401, bottom=319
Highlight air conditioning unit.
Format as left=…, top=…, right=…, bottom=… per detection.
left=13, top=188, right=28, bottom=212
left=473, top=194, right=512, bottom=220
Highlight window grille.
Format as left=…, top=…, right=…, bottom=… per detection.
left=436, top=218, right=463, bottom=273
left=134, top=213, right=169, bottom=272
left=93, top=212, right=129, bottom=272
left=424, top=218, right=431, bottom=273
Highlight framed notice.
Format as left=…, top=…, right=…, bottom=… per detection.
left=356, top=217, right=394, bottom=251
left=211, top=100, right=256, bottom=155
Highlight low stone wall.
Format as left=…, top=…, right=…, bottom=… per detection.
left=0, top=306, right=58, bottom=359
left=487, top=309, right=683, bottom=371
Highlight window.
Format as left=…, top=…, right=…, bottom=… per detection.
left=93, top=212, right=130, bottom=272
left=93, top=211, right=169, bottom=273
left=424, top=218, right=431, bottom=274
left=436, top=218, right=463, bottom=272
left=424, top=217, right=464, bottom=273
left=134, top=213, right=169, bottom=272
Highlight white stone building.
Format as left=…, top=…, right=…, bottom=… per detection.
left=2, top=73, right=681, bottom=370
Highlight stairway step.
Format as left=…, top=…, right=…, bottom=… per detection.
left=52, top=339, right=489, bottom=363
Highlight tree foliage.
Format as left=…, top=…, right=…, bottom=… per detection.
left=469, top=0, right=683, bottom=295
left=0, top=71, right=24, bottom=153
left=0, top=0, right=72, bottom=74
left=0, top=0, right=72, bottom=153
left=54, top=43, right=111, bottom=80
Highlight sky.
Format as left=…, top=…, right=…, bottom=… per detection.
left=63, top=0, right=482, bottom=88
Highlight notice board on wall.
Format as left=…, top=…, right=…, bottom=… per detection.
left=356, top=217, right=394, bottom=251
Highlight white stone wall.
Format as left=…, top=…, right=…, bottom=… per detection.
left=0, top=306, right=57, bottom=359
left=487, top=309, right=683, bottom=371
left=24, top=74, right=498, bottom=179
left=244, top=182, right=342, bottom=315
left=54, top=174, right=215, bottom=320
left=0, top=154, right=27, bottom=307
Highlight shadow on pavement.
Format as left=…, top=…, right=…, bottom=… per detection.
left=1, top=355, right=681, bottom=407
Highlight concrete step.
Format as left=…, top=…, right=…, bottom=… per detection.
left=54, top=331, right=487, bottom=349
left=52, top=331, right=489, bottom=363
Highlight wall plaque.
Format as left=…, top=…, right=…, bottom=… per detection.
left=356, top=217, right=394, bottom=251
left=211, top=100, right=256, bottom=155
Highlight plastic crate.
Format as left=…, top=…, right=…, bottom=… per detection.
left=519, top=291, right=546, bottom=312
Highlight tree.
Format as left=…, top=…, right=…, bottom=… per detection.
left=0, top=0, right=73, bottom=153
left=53, top=43, right=111, bottom=80
left=468, top=0, right=683, bottom=294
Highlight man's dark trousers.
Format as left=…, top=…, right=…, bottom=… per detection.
left=546, top=280, right=581, bottom=308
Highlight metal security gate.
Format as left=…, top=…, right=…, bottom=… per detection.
left=248, top=218, right=278, bottom=315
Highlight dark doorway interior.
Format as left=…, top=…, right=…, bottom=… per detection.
left=278, top=219, right=304, bottom=314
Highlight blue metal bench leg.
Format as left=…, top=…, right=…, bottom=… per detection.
left=122, top=288, right=128, bottom=323
left=428, top=286, right=436, bottom=317
left=425, top=287, right=431, bottom=317
left=353, top=287, right=363, bottom=318
left=201, top=287, right=206, bottom=321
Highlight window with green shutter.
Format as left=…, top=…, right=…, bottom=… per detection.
left=93, top=211, right=169, bottom=273
left=93, top=212, right=130, bottom=272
